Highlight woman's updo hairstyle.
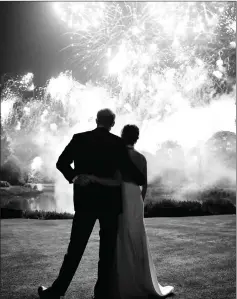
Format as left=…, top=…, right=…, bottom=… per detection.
left=121, top=124, right=139, bottom=146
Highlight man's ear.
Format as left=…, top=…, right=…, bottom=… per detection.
left=111, top=121, right=115, bottom=127
left=96, top=119, right=98, bottom=125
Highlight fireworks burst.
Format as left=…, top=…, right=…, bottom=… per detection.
left=53, top=2, right=235, bottom=83
left=53, top=2, right=105, bottom=31
left=0, top=2, right=235, bottom=191
left=1, top=94, right=17, bottom=125
left=20, top=72, right=35, bottom=91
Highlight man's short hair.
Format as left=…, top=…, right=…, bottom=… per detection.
left=96, top=109, right=116, bottom=127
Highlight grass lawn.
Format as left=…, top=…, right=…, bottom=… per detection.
left=1, top=215, right=235, bottom=299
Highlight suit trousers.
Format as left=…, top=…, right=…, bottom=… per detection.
left=51, top=210, right=119, bottom=298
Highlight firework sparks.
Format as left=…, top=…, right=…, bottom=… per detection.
left=108, top=43, right=129, bottom=75
left=31, top=156, right=43, bottom=172
left=53, top=2, right=232, bottom=84
left=20, top=72, right=34, bottom=91
left=53, top=2, right=105, bottom=31
left=0, top=2, right=235, bottom=214
left=50, top=123, right=58, bottom=131
left=1, top=94, right=18, bottom=125
left=46, top=71, right=74, bottom=101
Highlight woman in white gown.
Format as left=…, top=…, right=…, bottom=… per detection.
left=84, top=125, right=174, bottom=298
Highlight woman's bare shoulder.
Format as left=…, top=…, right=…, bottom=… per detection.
left=133, top=149, right=147, bottom=165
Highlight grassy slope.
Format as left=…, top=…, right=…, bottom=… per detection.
left=1, top=215, right=236, bottom=299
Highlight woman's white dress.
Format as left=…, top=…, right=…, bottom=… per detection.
left=111, top=148, right=174, bottom=299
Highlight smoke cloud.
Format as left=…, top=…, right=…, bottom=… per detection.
left=1, top=72, right=236, bottom=213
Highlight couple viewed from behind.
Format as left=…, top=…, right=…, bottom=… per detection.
left=38, top=109, right=174, bottom=299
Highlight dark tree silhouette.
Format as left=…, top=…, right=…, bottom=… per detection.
left=205, top=131, right=236, bottom=169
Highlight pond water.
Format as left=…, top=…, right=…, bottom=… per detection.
left=2, top=183, right=236, bottom=213
left=4, top=184, right=58, bottom=212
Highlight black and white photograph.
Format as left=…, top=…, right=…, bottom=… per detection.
left=0, top=2, right=236, bottom=299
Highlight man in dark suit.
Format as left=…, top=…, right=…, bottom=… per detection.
left=38, top=109, right=145, bottom=299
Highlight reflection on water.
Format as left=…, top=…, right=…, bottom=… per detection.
left=27, top=195, right=57, bottom=211
left=6, top=184, right=57, bottom=212
left=24, top=183, right=44, bottom=191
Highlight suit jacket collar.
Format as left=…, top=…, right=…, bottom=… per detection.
left=93, top=127, right=110, bottom=133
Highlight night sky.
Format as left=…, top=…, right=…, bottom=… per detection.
left=0, top=2, right=73, bottom=87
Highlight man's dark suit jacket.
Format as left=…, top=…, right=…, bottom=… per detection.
left=56, top=127, right=145, bottom=214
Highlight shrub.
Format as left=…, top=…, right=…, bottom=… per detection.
left=22, top=210, right=74, bottom=220
left=1, top=208, right=23, bottom=219
left=202, top=198, right=236, bottom=215
left=197, top=187, right=236, bottom=205
left=144, top=197, right=236, bottom=218
left=144, top=199, right=196, bottom=217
